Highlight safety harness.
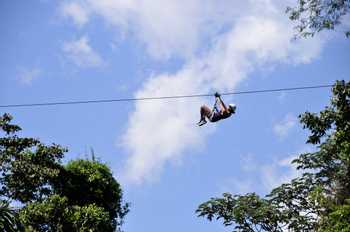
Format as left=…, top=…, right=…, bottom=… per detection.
left=212, top=98, right=220, bottom=113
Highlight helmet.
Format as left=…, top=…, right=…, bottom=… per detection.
left=228, top=103, right=236, bottom=113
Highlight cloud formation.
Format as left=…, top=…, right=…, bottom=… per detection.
left=61, top=0, right=325, bottom=184
left=222, top=153, right=302, bottom=194
left=120, top=17, right=322, bottom=183
left=260, top=155, right=300, bottom=190
left=61, top=0, right=244, bottom=59
left=273, top=113, right=297, bottom=138
left=17, top=67, right=42, bottom=85
left=247, top=146, right=315, bottom=192
left=62, top=36, right=104, bottom=68
left=61, top=2, right=89, bottom=27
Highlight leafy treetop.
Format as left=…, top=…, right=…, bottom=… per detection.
left=287, top=0, right=350, bottom=38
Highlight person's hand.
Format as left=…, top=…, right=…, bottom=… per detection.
left=214, top=92, right=221, bottom=98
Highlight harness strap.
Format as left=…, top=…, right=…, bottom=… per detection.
left=212, top=98, right=219, bottom=113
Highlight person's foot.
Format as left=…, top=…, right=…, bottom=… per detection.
left=197, top=119, right=207, bottom=126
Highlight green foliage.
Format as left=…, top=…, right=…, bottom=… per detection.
left=197, top=80, right=350, bottom=231
left=287, top=0, right=350, bottom=38
left=319, top=202, right=350, bottom=232
left=0, top=113, right=66, bottom=203
left=55, top=159, right=129, bottom=230
left=267, top=174, right=320, bottom=231
left=197, top=193, right=282, bottom=231
left=70, top=203, right=111, bottom=232
left=19, top=195, right=71, bottom=232
left=0, top=200, right=22, bottom=232
left=0, top=114, right=129, bottom=232
left=294, top=80, right=350, bottom=203
left=19, top=195, right=111, bottom=232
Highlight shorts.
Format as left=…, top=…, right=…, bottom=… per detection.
left=209, top=111, right=220, bottom=122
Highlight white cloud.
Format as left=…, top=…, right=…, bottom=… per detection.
left=120, top=14, right=324, bottom=184
left=17, top=67, right=42, bottom=85
left=233, top=146, right=316, bottom=193
left=260, top=146, right=317, bottom=190
left=62, top=0, right=325, bottom=61
left=273, top=113, right=297, bottom=138
left=61, top=0, right=248, bottom=59
left=61, top=2, right=89, bottom=27
left=219, top=153, right=303, bottom=195
left=260, top=156, right=300, bottom=190
left=62, top=36, right=104, bottom=68
left=60, top=0, right=325, bottom=184
left=120, top=69, right=215, bottom=184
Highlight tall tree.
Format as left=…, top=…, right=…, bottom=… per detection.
left=0, top=113, right=65, bottom=203
left=287, top=0, right=350, bottom=38
left=0, top=114, right=129, bottom=232
left=53, top=159, right=129, bottom=231
left=197, top=80, right=350, bottom=231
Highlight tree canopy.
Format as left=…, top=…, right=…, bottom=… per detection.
left=287, top=0, right=350, bottom=38
left=197, top=80, right=350, bottom=231
left=0, top=114, right=129, bottom=232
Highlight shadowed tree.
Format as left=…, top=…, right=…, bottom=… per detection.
left=0, top=114, right=129, bottom=232
left=0, top=200, right=22, bottom=232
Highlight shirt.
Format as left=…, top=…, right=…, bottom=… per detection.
left=210, top=110, right=232, bottom=122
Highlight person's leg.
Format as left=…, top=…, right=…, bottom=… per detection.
left=200, top=105, right=212, bottom=119
left=198, top=105, right=212, bottom=126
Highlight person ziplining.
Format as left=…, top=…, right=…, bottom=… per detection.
left=197, top=92, right=236, bottom=126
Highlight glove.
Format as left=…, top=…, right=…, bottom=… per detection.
left=214, top=92, right=221, bottom=98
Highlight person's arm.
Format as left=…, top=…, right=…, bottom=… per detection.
left=217, top=97, right=229, bottom=113
left=214, top=92, right=230, bottom=114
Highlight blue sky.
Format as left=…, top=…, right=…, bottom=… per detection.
left=1, top=0, right=350, bottom=231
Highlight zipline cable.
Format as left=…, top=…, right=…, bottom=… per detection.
left=0, top=84, right=333, bottom=108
